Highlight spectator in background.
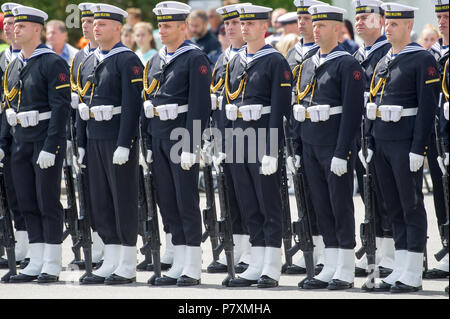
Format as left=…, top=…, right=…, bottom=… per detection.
left=134, top=22, right=158, bottom=65
left=207, top=8, right=223, bottom=38
left=265, top=8, right=288, bottom=45
left=45, top=20, right=78, bottom=65
left=188, top=9, right=221, bottom=58
left=418, top=24, right=440, bottom=50
left=0, top=13, right=8, bottom=52
left=121, top=24, right=136, bottom=50
left=339, top=19, right=359, bottom=54
left=209, top=24, right=229, bottom=64
left=278, top=12, right=300, bottom=35
left=126, top=8, right=142, bottom=26
left=276, top=33, right=299, bottom=57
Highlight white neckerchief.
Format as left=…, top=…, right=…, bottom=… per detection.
left=18, top=45, right=55, bottom=66
left=224, top=46, right=241, bottom=63
left=311, top=47, right=350, bottom=68
left=238, top=44, right=279, bottom=66
left=295, top=39, right=319, bottom=59
left=386, top=43, right=425, bottom=62
left=357, top=36, right=389, bottom=60
left=4, top=46, right=20, bottom=65
left=94, top=45, right=132, bottom=63
left=158, top=41, right=200, bottom=66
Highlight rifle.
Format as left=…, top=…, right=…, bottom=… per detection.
left=71, top=143, right=93, bottom=281
left=355, top=120, right=377, bottom=290
left=434, top=120, right=449, bottom=262
left=139, top=139, right=162, bottom=285
left=283, top=120, right=315, bottom=285
left=137, top=165, right=153, bottom=271
left=213, top=161, right=236, bottom=286
left=201, top=138, right=220, bottom=266
left=0, top=165, right=17, bottom=283
left=63, top=116, right=82, bottom=267
left=280, top=145, right=293, bottom=273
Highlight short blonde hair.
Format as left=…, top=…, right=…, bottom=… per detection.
left=276, top=33, right=299, bottom=57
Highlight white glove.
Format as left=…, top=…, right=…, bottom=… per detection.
left=308, top=106, right=320, bottom=122
left=330, top=157, right=348, bottom=176
left=444, top=102, right=449, bottom=121
left=226, top=104, right=238, bottom=121
left=36, top=151, right=56, bottom=169
left=181, top=151, right=196, bottom=170
left=358, top=148, right=374, bottom=169
left=91, top=106, right=104, bottom=121
left=71, top=92, right=79, bottom=109
left=143, top=100, right=155, bottom=118
left=211, top=94, right=218, bottom=111
left=0, top=148, right=5, bottom=162
left=16, top=112, right=30, bottom=128
left=389, top=105, right=403, bottom=122
left=445, top=152, right=449, bottom=167
left=213, top=152, right=227, bottom=172
left=101, top=105, right=113, bottom=121
left=366, top=102, right=377, bottom=120
left=146, top=150, right=153, bottom=164
left=112, top=146, right=130, bottom=165
left=77, top=147, right=85, bottom=165
left=318, top=105, right=330, bottom=122
left=5, top=108, right=17, bottom=126
left=293, top=104, right=306, bottom=122
left=26, top=111, right=39, bottom=127
left=261, top=155, right=278, bottom=175
left=78, top=103, right=90, bottom=121
left=200, top=140, right=214, bottom=165
left=409, top=152, right=424, bottom=172
left=239, top=105, right=253, bottom=121
left=286, top=155, right=301, bottom=174
left=379, top=105, right=391, bottom=122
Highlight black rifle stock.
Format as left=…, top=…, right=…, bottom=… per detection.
left=137, top=166, right=153, bottom=269
left=0, top=167, right=16, bottom=282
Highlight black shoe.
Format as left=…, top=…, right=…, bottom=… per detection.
left=206, top=261, right=228, bottom=273
left=301, top=278, right=329, bottom=289
left=390, top=281, right=422, bottom=293
left=285, top=265, right=306, bottom=275
left=146, top=262, right=171, bottom=272
left=378, top=266, right=393, bottom=278
left=373, top=281, right=392, bottom=292
left=177, top=275, right=200, bottom=287
left=257, top=275, right=278, bottom=288
left=423, top=268, right=449, bottom=279
left=281, top=263, right=289, bottom=274
left=80, top=274, right=105, bottom=285
left=235, top=262, right=248, bottom=274
left=154, top=275, right=178, bottom=286
left=67, top=259, right=86, bottom=270
left=104, top=274, right=136, bottom=285
left=0, top=257, right=21, bottom=269
left=361, top=282, right=377, bottom=292
left=137, top=260, right=151, bottom=272
left=9, top=273, right=38, bottom=283
left=298, top=277, right=313, bottom=288
left=19, top=258, right=30, bottom=269
left=93, top=260, right=103, bottom=270
left=327, top=279, right=353, bottom=290
left=314, top=264, right=324, bottom=276
left=228, top=276, right=258, bottom=287
left=37, top=273, right=59, bottom=283
left=355, top=267, right=368, bottom=277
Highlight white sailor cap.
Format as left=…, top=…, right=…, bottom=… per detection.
left=156, top=1, right=192, bottom=11
left=1, top=2, right=20, bottom=18
left=277, top=12, right=298, bottom=25
left=294, top=0, right=328, bottom=15
left=308, top=4, right=346, bottom=22
left=78, top=3, right=95, bottom=18
left=153, top=4, right=190, bottom=23
left=381, top=3, right=418, bottom=19
left=237, top=4, right=273, bottom=21
left=433, top=0, right=449, bottom=13
left=352, top=0, right=384, bottom=15
left=91, top=4, right=128, bottom=23
left=12, top=6, right=48, bottom=25
left=216, top=4, right=248, bottom=21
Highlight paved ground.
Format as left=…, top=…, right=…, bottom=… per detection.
left=0, top=174, right=448, bottom=300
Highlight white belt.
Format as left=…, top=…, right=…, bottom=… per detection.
left=376, top=106, right=418, bottom=118
left=89, top=105, right=122, bottom=118
left=154, top=104, right=188, bottom=116
left=305, top=105, right=342, bottom=119
left=16, top=111, right=51, bottom=126
left=237, top=105, right=271, bottom=118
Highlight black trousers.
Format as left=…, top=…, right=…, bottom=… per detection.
left=152, top=137, right=202, bottom=246
left=223, top=162, right=248, bottom=235
left=4, top=156, right=26, bottom=231
left=302, top=142, right=356, bottom=249
left=299, top=160, right=320, bottom=236
left=230, top=160, right=283, bottom=248
left=374, top=139, right=427, bottom=253
left=10, top=138, right=65, bottom=244
left=87, top=139, right=138, bottom=246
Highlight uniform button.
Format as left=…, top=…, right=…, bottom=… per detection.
left=347, top=157, right=350, bottom=160
left=425, top=146, right=428, bottom=150
left=349, top=151, right=352, bottom=154
left=424, top=152, right=427, bottom=155
left=131, top=139, right=134, bottom=143
left=57, top=145, right=60, bottom=149
left=56, top=151, right=59, bottom=154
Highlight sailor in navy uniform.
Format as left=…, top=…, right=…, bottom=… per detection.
left=75, top=4, right=143, bottom=285
left=294, top=4, right=364, bottom=290
left=143, top=1, right=211, bottom=287
left=206, top=3, right=252, bottom=274
left=68, top=2, right=104, bottom=270
left=364, top=3, right=441, bottom=293
left=0, top=5, right=70, bottom=283
left=284, top=0, right=326, bottom=276
left=424, top=0, right=449, bottom=281
left=352, top=0, right=395, bottom=279
left=221, top=4, right=292, bottom=289
left=0, top=2, right=29, bottom=270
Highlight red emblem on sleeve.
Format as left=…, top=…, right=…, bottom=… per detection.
left=200, top=65, right=208, bottom=75
left=133, top=66, right=141, bottom=76
left=284, top=70, right=291, bottom=80
left=58, top=73, right=67, bottom=82
left=427, top=66, right=436, bottom=77
left=353, top=70, right=362, bottom=81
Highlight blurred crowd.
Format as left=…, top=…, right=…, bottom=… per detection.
left=0, top=1, right=445, bottom=65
